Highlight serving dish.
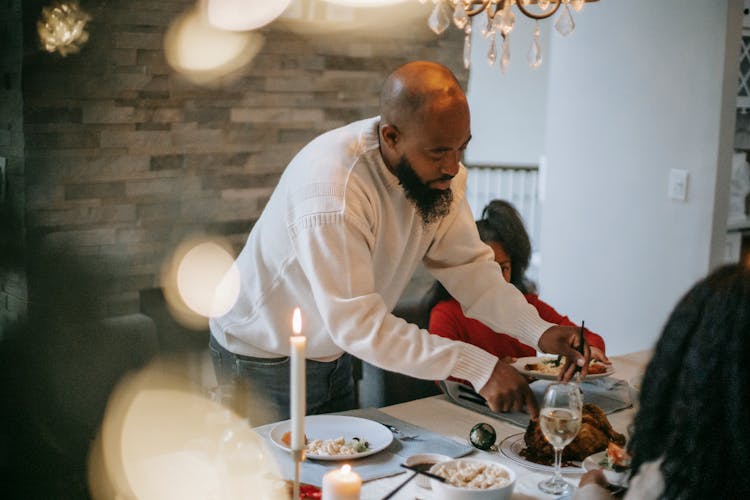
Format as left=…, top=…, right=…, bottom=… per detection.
left=498, top=433, right=585, bottom=474
left=429, top=458, right=516, bottom=500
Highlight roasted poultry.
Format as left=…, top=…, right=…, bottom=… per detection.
left=521, top=403, right=625, bottom=465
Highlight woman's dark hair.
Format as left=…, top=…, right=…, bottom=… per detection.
left=424, top=199, right=532, bottom=312
left=480, top=199, right=532, bottom=292
left=628, top=264, right=750, bottom=499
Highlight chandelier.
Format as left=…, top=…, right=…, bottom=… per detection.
left=423, top=0, right=599, bottom=73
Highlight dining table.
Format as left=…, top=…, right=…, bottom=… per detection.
left=359, top=350, right=651, bottom=499
left=257, top=350, right=651, bottom=500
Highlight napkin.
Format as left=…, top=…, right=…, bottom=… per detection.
left=253, top=407, right=473, bottom=486
left=440, top=377, right=632, bottom=428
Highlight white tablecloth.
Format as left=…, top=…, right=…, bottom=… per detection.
left=361, top=351, right=652, bottom=500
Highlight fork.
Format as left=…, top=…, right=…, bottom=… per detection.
left=377, top=422, right=421, bottom=441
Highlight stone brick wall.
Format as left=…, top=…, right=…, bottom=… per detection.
left=18, top=0, right=467, bottom=319
left=0, top=0, right=26, bottom=337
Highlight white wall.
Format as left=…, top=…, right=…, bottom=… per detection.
left=465, top=15, right=551, bottom=166
left=467, top=0, right=742, bottom=355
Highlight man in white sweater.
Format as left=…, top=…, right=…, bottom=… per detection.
left=209, top=61, right=589, bottom=424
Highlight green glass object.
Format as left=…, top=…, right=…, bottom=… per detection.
left=469, top=422, right=497, bottom=450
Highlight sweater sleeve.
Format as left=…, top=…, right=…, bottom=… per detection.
left=526, top=294, right=606, bottom=353
left=289, top=208, right=500, bottom=391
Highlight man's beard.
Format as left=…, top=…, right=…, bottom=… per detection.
left=394, top=156, right=453, bottom=225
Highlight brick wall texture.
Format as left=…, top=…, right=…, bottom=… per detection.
left=12, top=0, right=467, bottom=319
left=0, top=0, right=26, bottom=337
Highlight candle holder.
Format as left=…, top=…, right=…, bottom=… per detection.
left=292, top=448, right=306, bottom=499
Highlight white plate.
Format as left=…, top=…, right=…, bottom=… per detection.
left=269, top=415, right=393, bottom=461
left=511, top=356, right=615, bottom=381
left=582, top=451, right=629, bottom=487
left=498, top=432, right=584, bottom=474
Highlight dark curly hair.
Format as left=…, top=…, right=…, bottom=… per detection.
left=627, top=264, right=750, bottom=499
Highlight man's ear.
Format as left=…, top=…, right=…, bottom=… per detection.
left=380, top=123, right=400, bottom=150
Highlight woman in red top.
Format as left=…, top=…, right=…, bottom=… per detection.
left=428, top=199, right=608, bottom=367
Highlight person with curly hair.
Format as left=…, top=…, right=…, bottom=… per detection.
left=427, top=199, right=608, bottom=376
left=575, top=264, right=750, bottom=499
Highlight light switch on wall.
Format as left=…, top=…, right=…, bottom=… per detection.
left=668, top=168, right=688, bottom=201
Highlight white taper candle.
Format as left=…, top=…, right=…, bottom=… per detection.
left=290, top=307, right=306, bottom=450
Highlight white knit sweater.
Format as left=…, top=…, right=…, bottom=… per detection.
left=209, top=117, right=554, bottom=391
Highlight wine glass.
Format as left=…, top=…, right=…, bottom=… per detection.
left=538, top=382, right=583, bottom=495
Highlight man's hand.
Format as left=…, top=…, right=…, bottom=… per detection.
left=478, top=360, right=539, bottom=420
left=537, top=325, right=592, bottom=382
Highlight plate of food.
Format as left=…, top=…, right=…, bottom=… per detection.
left=269, top=415, right=393, bottom=461
left=582, top=442, right=631, bottom=488
left=511, top=356, right=614, bottom=381
left=499, top=403, right=627, bottom=475
left=498, top=432, right=585, bottom=474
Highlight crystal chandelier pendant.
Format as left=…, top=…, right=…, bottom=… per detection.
left=571, top=0, right=585, bottom=11
left=554, top=2, right=575, bottom=36
left=482, top=10, right=494, bottom=38
left=463, top=24, right=472, bottom=69
left=538, top=0, right=551, bottom=10
left=453, top=0, right=469, bottom=30
left=500, top=35, right=511, bottom=74
left=428, top=0, right=452, bottom=35
left=499, top=1, right=515, bottom=36
left=487, top=32, right=497, bottom=66
left=527, top=22, right=542, bottom=68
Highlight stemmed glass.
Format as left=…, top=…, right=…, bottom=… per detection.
left=538, top=382, right=583, bottom=495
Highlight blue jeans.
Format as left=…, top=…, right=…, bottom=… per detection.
left=209, top=335, right=356, bottom=425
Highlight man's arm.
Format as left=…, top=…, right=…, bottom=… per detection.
left=289, top=209, right=501, bottom=391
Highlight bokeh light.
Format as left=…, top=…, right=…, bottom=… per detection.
left=164, top=7, right=265, bottom=85
left=88, top=359, right=283, bottom=499
left=37, top=1, right=91, bottom=56
left=322, top=0, right=408, bottom=6
left=207, top=0, right=293, bottom=31
left=162, top=237, right=240, bottom=330
left=279, top=0, right=432, bottom=38
left=176, top=241, right=239, bottom=318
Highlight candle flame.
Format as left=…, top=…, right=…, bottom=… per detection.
left=292, top=307, right=302, bottom=335
left=342, top=464, right=351, bottom=473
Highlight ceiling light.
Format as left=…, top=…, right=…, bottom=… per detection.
left=426, top=0, right=599, bottom=73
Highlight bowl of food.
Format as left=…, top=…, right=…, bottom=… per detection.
left=404, top=453, right=451, bottom=488
left=428, top=458, right=516, bottom=500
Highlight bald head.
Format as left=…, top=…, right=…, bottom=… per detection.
left=379, top=61, right=467, bottom=131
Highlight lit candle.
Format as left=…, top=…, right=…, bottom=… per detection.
left=290, top=307, right=306, bottom=450
left=322, top=465, right=361, bottom=500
